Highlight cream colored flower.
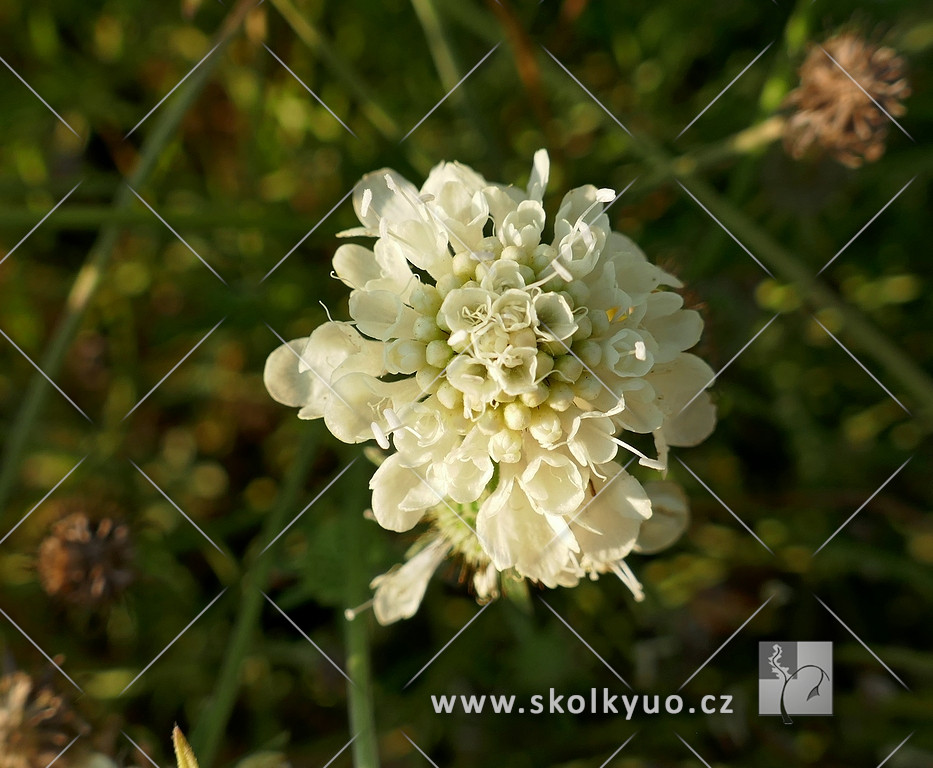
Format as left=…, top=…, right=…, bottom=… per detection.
left=265, top=151, right=716, bottom=623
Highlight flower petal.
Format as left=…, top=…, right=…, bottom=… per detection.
left=353, top=168, right=421, bottom=230
left=633, top=481, right=689, bottom=554
left=371, top=537, right=450, bottom=624
left=572, top=463, right=651, bottom=562
left=370, top=453, right=438, bottom=531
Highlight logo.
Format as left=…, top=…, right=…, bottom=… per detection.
left=758, top=641, right=832, bottom=723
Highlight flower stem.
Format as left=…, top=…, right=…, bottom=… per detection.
left=0, top=0, right=255, bottom=519
left=637, top=116, right=786, bottom=190
left=190, top=428, right=319, bottom=768
left=343, top=462, right=380, bottom=768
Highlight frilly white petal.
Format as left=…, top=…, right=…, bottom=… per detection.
left=633, top=480, right=689, bottom=554
left=477, top=473, right=572, bottom=587
left=369, top=453, right=438, bottom=532
left=371, top=537, right=450, bottom=624
left=264, top=323, right=383, bottom=420
left=519, top=452, right=586, bottom=517
left=264, top=337, right=313, bottom=410
left=352, top=168, right=421, bottom=230
left=571, top=463, right=651, bottom=562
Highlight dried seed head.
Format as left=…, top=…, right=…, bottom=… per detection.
left=0, top=671, right=89, bottom=768
left=37, top=505, right=134, bottom=608
left=784, top=33, right=910, bottom=168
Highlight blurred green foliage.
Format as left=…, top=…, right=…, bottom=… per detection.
left=0, top=0, right=931, bottom=767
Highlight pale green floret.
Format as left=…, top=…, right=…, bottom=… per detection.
left=426, top=338, right=454, bottom=367
left=503, top=401, right=532, bottom=430
left=410, top=283, right=442, bottom=316
left=553, top=354, right=584, bottom=382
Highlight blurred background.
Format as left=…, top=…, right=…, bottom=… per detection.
left=0, top=0, right=931, bottom=767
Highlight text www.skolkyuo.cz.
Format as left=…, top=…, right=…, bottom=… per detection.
left=430, top=690, right=735, bottom=718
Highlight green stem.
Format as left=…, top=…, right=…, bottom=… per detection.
left=0, top=0, right=254, bottom=517
left=343, top=462, right=380, bottom=768
left=190, top=428, right=319, bottom=768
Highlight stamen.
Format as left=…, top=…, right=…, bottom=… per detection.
left=549, top=256, right=573, bottom=282
left=634, top=340, right=646, bottom=361
left=384, top=407, right=402, bottom=431
left=610, top=560, right=644, bottom=601
left=595, top=187, right=616, bottom=204
left=609, top=436, right=666, bottom=471
left=371, top=421, right=390, bottom=449
left=344, top=599, right=375, bottom=621
left=360, top=187, right=373, bottom=217
left=319, top=300, right=335, bottom=323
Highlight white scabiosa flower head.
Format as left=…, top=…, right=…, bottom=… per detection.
left=265, top=151, right=716, bottom=623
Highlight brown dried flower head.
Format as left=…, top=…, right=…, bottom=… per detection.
left=0, top=671, right=89, bottom=768
left=784, top=33, right=910, bottom=167
left=37, top=505, right=134, bottom=608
